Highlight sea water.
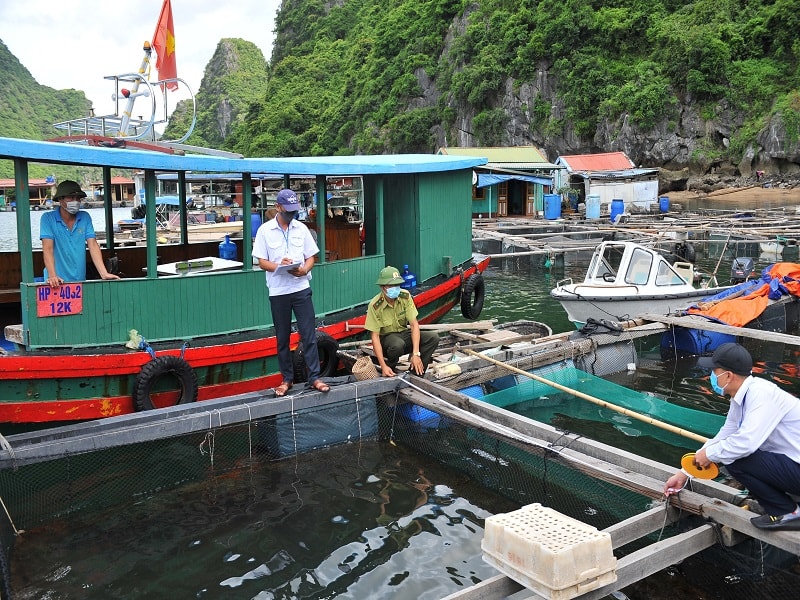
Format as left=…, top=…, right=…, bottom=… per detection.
left=0, top=206, right=132, bottom=251
left=6, top=198, right=800, bottom=597
left=10, top=438, right=515, bottom=599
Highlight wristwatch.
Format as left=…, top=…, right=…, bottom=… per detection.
left=413, top=352, right=421, bottom=357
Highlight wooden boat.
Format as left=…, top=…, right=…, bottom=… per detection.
left=550, top=240, right=731, bottom=326
left=0, top=137, right=489, bottom=423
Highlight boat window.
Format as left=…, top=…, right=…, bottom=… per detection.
left=624, top=249, right=652, bottom=285
left=588, top=245, right=623, bottom=281
left=655, top=261, right=690, bottom=286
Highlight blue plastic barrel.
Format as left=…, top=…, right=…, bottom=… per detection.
left=610, top=199, right=624, bottom=223
left=218, top=235, right=237, bottom=260
left=401, top=264, right=417, bottom=289
left=659, top=196, right=670, bottom=213
left=251, top=212, right=263, bottom=233
left=585, top=195, right=601, bottom=219
left=543, top=194, right=561, bottom=220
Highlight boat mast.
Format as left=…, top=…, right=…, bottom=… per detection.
left=118, top=42, right=154, bottom=137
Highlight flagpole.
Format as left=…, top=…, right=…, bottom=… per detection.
left=118, top=43, right=154, bottom=137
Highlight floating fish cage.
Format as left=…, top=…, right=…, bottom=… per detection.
left=0, top=376, right=798, bottom=598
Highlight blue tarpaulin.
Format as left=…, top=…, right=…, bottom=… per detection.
left=477, top=173, right=552, bottom=188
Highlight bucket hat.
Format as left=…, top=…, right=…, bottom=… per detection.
left=376, top=266, right=404, bottom=286
left=697, top=343, right=753, bottom=376
left=54, top=180, right=86, bottom=200
left=275, top=188, right=300, bottom=211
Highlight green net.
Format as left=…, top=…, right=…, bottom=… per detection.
left=0, top=387, right=797, bottom=599
left=480, top=366, right=725, bottom=440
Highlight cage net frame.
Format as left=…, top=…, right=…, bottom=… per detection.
left=0, top=379, right=797, bottom=599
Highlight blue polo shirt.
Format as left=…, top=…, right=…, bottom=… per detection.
left=40, top=209, right=96, bottom=282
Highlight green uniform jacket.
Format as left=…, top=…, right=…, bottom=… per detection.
left=364, top=290, right=418, bottom=335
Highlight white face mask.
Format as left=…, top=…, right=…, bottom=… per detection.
left=65, top=200, right=80, bottom=215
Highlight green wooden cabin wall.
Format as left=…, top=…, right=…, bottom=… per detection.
left=370, top=169, right=473, bottom=283
left=21, top=255, right=385, bottom=349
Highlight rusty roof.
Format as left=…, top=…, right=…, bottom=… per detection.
left=557, top=152, right=635, bottom=172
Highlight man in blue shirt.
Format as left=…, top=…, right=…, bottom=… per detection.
left=664, top=343, right=800, bottom=530
left=40, top=180, right=120, bottom=286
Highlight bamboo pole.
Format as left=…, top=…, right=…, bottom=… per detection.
left=463, top=348, right=709, bottom=443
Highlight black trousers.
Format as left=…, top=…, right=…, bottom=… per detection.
left=269, top=287, right=320, bottom=383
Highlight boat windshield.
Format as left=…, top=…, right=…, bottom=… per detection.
left=587, top=244, right=624, bottom=282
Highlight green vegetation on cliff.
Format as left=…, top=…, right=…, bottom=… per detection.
left=0, top=40, right=93, bottom=180
left=230, top=0, right=799, bottom=161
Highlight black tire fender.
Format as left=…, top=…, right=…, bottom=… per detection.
left=292, top=331, right=340, bottom=383
left=133, top=355, right=198, bottom=411
left=460, top=273, right=486, bottom=320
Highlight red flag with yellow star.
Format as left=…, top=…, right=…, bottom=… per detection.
left=152, top=0, right=178, bottom=90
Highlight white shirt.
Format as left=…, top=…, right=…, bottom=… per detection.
left=252, top=217, right=319, bottom=297
left=703, top=376, right=800, bottom=464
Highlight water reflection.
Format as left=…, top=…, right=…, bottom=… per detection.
left=10, top=440, right=502, bottom=599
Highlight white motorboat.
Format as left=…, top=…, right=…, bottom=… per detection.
left=550, top=241, right=732, bottom=326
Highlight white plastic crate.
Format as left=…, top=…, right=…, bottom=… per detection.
left=482, top=503, right=617, bottom=600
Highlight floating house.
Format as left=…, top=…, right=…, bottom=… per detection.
left=437, top=146, right=560, bottom=218
left=555, top=152, right=659, bottom=212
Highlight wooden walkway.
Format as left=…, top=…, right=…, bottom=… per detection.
left=397, top=377, right=800, bottom=599
left=640, top=312, right=800, bottom=346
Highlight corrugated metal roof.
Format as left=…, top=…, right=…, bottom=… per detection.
left=576, top=168, right=658, bottom=179
left=439, top=146, right=557, bottom=168
left=557, top=152, right=635, bottom=172
left=0, top=138, right=487, bottom=175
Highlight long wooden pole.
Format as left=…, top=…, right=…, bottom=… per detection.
left=463, top=349, right=708, bottom=443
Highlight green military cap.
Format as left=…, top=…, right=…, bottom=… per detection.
left=54, top=180, right=87, bottom=200
left=376, top=266, right=404, bottom=285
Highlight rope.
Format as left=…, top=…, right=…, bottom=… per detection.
left=0, top=496, right=23, bottom=536
left=199, top=409, right=222, bottom=466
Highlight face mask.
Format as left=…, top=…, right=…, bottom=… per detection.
left=385, top=286, right=402, bottom=300
left=279, top=210, right=297, bottom=224
left=65, top=200, right=80, bottom=215
left=710, top=371, right=728, bottom=395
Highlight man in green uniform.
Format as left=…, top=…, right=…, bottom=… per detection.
left=364, top=266, right=439, bottom=376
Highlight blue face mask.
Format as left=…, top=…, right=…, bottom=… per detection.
left=710, top=371, right=728, bottom=395
left=385, top=286, right=402, bottom=300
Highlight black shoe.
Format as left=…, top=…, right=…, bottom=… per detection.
left=751, top=513, right=800, bottom=530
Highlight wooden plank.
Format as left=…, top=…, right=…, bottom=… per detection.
left=399, top=379, right=800, bottom=556
left=443, top=522, right=714, bottom=600
left=604, top=505, right=682, bottom=548
left=573, top=524, right=718, bottom=600
left=440, top=574, right=524, bottom=600
left=640, top=313, right=800, bottom=346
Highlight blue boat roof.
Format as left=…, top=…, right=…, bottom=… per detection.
left=0, top=138, right=487, bottom=175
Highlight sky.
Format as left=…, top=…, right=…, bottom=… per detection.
left=0, top=0, right=281, bottom=118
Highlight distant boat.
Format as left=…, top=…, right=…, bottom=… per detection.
left=0, top=137, right=489, bottom=423
left=550, top=240, right=731, bottom=326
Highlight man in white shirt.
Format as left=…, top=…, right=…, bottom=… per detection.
left=664, top=343, right=800, bottom=530
left=253, top=189, right=330, bottom=396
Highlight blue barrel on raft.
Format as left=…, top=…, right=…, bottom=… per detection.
left=544, top=194, right=561, bottom=220
left=610, top=199, right=624, bottom=223
left=659, top=196, right=670, bottom=213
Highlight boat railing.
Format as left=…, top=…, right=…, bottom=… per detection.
left=52, top=72, right=196, bottom=145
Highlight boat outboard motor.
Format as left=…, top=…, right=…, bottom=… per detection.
left=731, top=257, right=755, bottom=283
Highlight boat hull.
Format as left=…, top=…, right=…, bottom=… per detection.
left=551, top=286, right=730, bottom=326
left=0, top=256, right=489, bottom=423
